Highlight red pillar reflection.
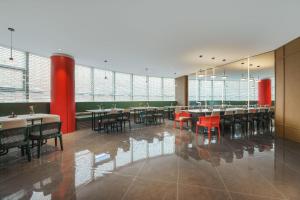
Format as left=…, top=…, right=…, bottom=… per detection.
left=258, top=79, right=271, bottom=106
left=50, top=54, right=75, bottom=133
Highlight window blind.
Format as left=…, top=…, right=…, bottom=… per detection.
left=149, top=77, right=162, bottom=101
left=115, top=72, right=131, bottom=101
left=75, top=65, right=92, bottom=102
left=163, top=78, right=175, bottom=101
left=28, top=54, right=50, bottom=102
left=0, top=46, right=26, bottom=102
left=133, top=75, right=147, bottom=101
left=188, top=79, right=197, bottom=101
left=93, top=69, right=114, bottom=101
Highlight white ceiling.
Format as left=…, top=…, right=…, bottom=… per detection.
left=0, top=0, right=299, bottom=78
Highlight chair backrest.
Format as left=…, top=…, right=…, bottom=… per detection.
left=30, top=116, right=61, bottom=137
left=0, top=119, right=28, bottom=146
left=174, top=111, right=191, bottom=120
left=181, top=111, right=191, bottom=118
left=198, top=115, right=220, bottom=127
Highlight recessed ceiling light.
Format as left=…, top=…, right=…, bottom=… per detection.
left=199, top=55, right=203, bottom=58
left=222, top=59, right=226, bottom=62
left=211, top=57, right=215, bottom=60
left=257, top=65, right=260, bottom=68
left=250, top=64, right=253, bottom=66
left=211, top=75, right=216, bottom=79
left=241, top=62, right=244, bottom=65
left=58, top=48, right=62, bottom=51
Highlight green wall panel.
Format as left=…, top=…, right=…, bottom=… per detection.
left=0, top=101, right=177, bottom=116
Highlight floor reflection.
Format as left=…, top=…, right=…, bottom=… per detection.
left=0, top=123, right=300, bottom=200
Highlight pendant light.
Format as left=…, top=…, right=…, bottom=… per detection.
left=222, top=69, right=227, bottom=79
left=8, top=27, right=15, bottom=61
left=104, top=60, right=108, bottom=80
left=145, top=68, right=149, bottom=83
left=241, top=74, right=246, bottom=81
left=210, top=68, right=216, bottom=79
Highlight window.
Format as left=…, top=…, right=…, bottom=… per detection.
left=163, top=78, right=175, bottom=101
left=28, top=54, right=50, bottom=102
left=199, top=80, right=212, bottom=101
left=115, top=72, right=131, bottom=101
left=75, top=65, right=92, bottom=102
left=133, top=75, right=147, bottom=101
left=188, top=79, right=197, bottom=102
left=0, top=46, right=26, bottom=102
left=225, top=80, right=240, bottom=101
left=94, top=69, right=114, bottom=101
left=0, top=46, right=26, bottom=69
left=149, top=77, right=162, bottom=101
left=239, top=80, right=248, bottom=101
left=212, top=80, right=224, bottom=101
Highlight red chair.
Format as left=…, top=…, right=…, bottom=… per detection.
left=173, top=111, right=191, bottom=130
left=196, top=116, right=221, bottom=138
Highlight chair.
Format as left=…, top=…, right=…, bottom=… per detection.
left=173, top=111, right=191, bottom=130
left=99, top=112, right=121, bottom=133
left=153, top=109, right=165, bottom=124
left=221, top=110, right=234, bottom=135
left=29, top=116, right=63, bottom=158
left=118, top=111, right=131, bottom=130
left=142, top=109, right=156, bottom=125
left=196, top=116, right=221, bottom=139
left=0, top=119, right=31, bottom=161
left=233, top=109, right=247, bottom=133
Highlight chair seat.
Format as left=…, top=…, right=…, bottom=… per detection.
left=178, top=117, right=190, bottom=121
left=30, top=128, right=59, bottom=137
left=1, top=134, right=26, bottom=145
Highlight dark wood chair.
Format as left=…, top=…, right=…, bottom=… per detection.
left=99, top=112, right=122, bottom=133
left=220, top=110, right=235, bottom=135
left=118, top=111, right=131, bottom=130
left=142, top=109, right=156, bottom=125
left=153, top=109, right=165, bottom=124
left=29, top=117, right=63, bottom=158
left=0, top=119, right=31, bottom=161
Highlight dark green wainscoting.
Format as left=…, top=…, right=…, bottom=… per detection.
left=0, top=102, right=50, bottom=116
left=0, top=101, right=177, bottom=116
left=76, top=101, right=177, bottom=112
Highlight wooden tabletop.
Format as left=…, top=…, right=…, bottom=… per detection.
left=0, top=113, right=60, bottom=123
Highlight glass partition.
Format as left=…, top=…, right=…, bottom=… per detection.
left=188, top=51, right=275, bottom=108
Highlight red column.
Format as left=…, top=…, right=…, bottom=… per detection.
left=50, top=54, right=75, bottom=133
left=258, top=79, right=271, bottom=106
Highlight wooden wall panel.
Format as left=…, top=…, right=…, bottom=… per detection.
left=275, top=47, right=285, bottom=137
left=275, top=37, right=300, bottom=143
left=175, top=76, right=188, bottom=106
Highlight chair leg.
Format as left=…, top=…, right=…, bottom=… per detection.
left=55, top=137, right=57, bottom=147
left=37, top=140, right=42, bottom=158
left=218, top=126, right=221, bottom=138
left=196, top=125, right=199, bottom=134
left=59, top=135, right=63, bottom=151
left=26, top=145, right=31, bottom=162
left=21, top=147, right=25, bottom=156
left=208, top=128, right=211, bottom=141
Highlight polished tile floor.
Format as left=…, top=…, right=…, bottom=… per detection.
left=1, top=122, right=300, bottom=200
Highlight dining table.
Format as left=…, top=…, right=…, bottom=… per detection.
left=0, top=113, right=60, bottom=129
left=86, top=108, right=124, bottom=131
